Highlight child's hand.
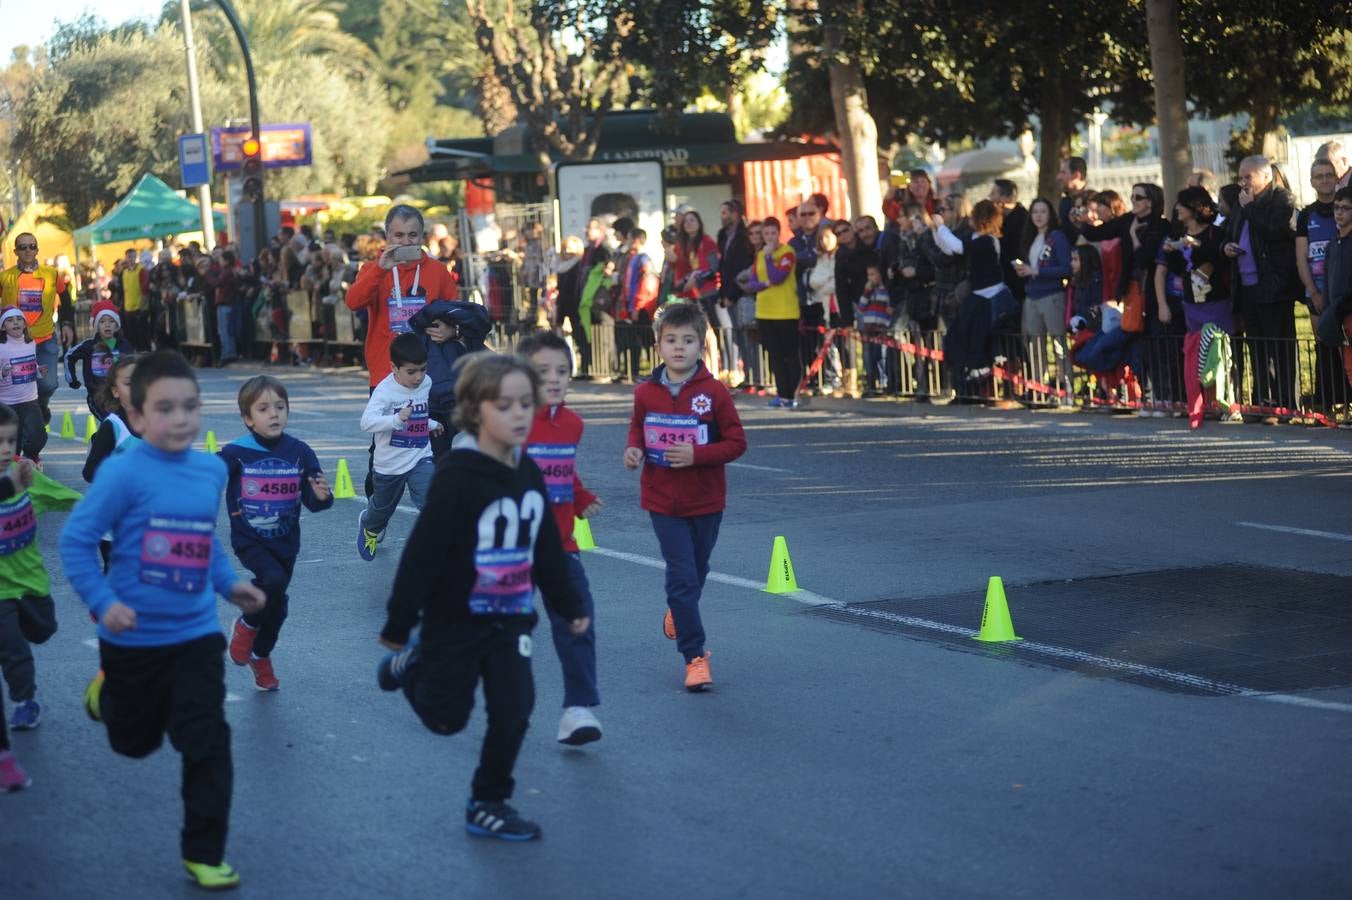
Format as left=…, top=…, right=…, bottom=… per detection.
left=429, top=421, right=445, bottom=437
left=579, top=498, right=603, bottom=518
left=1, top=362, right=10, bottom=379
left=664, top=442, right=695, bottom=468
left=38, top=365, right=47, bottom=377
left=13, top=458, right=34, bottom=490
left=398, top=401, right=413, bottom=423
left=102, top=601, right=137, bottom=633
left=569, top=616, right=591, bottom=636
left=378, top=636, right=405, bottom=651
left=309, top=473, right=332, bottom=502
left=623, top=447, right=644, bottom=470
left=230, top=582, right=267, bottom=614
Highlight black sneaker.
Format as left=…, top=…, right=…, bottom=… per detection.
left=376, top=640, right=421, bottom=692
left=465, top=799, right=542, bottom=841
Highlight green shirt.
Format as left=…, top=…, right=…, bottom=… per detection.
left=0, top=471, right=81, bottom=599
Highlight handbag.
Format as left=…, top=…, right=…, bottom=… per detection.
left=1121, top=279, right=1145, bottom=333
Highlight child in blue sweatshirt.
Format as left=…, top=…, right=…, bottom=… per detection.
left=219, top=375, right=333, bottom=691
left=58, top=350, right=266, bottom=892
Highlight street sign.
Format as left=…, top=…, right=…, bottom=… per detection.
left=178, top=133, right=211, bottom=188
left=211, top=123, right=312, bottom=172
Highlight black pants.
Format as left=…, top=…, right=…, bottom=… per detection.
left=13, top=400, right=46, bottom=461
left=99, top=634, right=232, bottom=865
left=1245, top=297, right=1298, bottom=410
left=429, top=407, right=457, bottom=462
left=0, top=674, right=8, bottom=751
left=123, top=310, right=151, bottom=352
left=563, top=309, right=591, bottom=376
left=365, top=385, right=376, bottom=498
left=237, top=546, right=295, bottom=659
left=758, top=317, right=802, bottom=400
left=0, top=595, right=56, bottom=703
left=402, top=619, right=534, bottom=803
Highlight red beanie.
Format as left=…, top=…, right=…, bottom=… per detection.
left=91, top=301, right=121, bottom=329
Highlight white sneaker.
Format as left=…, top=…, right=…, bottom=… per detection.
left=557, top=706, right=602, bottom=746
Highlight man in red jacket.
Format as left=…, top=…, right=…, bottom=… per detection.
left=623, top=302, right=746, bottom=692
left=517, top=331, right=605, bottom=746
left=346, top=205, right=458, bottom=494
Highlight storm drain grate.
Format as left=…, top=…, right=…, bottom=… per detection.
left=809, top=565, right=1352, bottom=696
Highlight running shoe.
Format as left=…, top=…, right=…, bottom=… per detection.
left=357, top=509, right=379, bottom=561
left=182, top=859, right=240, bottom=891
left=684, top=652, right=713, bottom=692
left=9, top=699, right=40, bottom=730
left=377, top=638, right=421, bottom=692
left=84, top=670, right=104, bottom=722
left=465, top=799, right=542, bottom=841
left=227, top=617, right=256, bottom=666
left=556, top=706, right=603, bottom=746
left=0, top=750, right=30, bottom=792
left=248, top=657, right=279, bottom=692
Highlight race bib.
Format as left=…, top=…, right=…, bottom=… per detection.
left=525, top=443, right=576, bottom=505
left=469, top=547, right=534, bottom=615
left=390, top=403, right=430, bottom=449
left=239, top=461, right=302, bottom=538
left=140, top=516, right=213, bottom=594
left=1309, top=239, right=1329, bottom=279
left=643, top=413, right=706, bottom=467
left=9, top=353, right=37, bottom=385
left=18, top=287, right=42, bottom=316
left=91, top=349, right=115, bottom=379
left=386, top=291, right=426, bottom=335
left=0, top=494, right=36, bottom=555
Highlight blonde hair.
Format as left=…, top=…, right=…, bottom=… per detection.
left=451, top=353, right=542, bottom=435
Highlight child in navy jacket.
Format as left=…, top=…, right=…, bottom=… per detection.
left=219, top=375, right=332, bottom=691
left=623, top=302, right=746, bottom=691
left=65, top=300, right=133, bottom=419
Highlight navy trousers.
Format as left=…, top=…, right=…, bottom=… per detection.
left=649, top=511, right=722, bottom=661
left=545, top=552, right=599, bottom=707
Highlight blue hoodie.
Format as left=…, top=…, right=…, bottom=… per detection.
left=59, top=441, right=239, bottom=647
left=218, top=430, right=332, bottom=559
left=408, top=299, right=492, bottom=412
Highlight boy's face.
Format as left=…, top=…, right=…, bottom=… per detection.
left=866, top=267, right=882, bottom=286
left=0, top=423, right=16, bottom=469
left=657, top=325, right=702, bottom=377
left=243, top=389, right=289, bottom=439
left=529, top=348, right=572, bottom=407
left=392, top=361, right=427, bottom=390
left=127, top=376, right=201, bottom=453
left=97, top=317, right=118, bottom=340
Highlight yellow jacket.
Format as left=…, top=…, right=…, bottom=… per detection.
left=0, top=265, right=58, bottom=341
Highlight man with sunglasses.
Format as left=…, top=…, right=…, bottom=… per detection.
left=1, top=234, right=61, bottom=423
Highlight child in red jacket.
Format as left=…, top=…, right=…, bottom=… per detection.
left=517, top=331, right=605, bottom=745
left=623, top=302, right=747, bottom=691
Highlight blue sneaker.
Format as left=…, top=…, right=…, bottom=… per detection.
left=377, top=637, right=421, bottom=692
left=465, top=799, right=542, bottom=841
left=357, top=509, right=379, bottom=561
left=767, top=397, right=787, bottom=408
left=9, top=699, right=41, bottom=731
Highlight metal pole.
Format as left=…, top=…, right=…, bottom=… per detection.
left=213, top=0, right=267, bottom=258
left=179, top=0, right=216, bottom=252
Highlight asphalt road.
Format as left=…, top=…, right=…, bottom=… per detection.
left=4, top=365, right=1351, bottom=899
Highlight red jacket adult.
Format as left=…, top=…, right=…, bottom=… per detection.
left=524, top=402, right=598, bottom=554
left=626, top=362, right=746, bottom=517
left=672, top=235, right=720, bottom=302
left=346, top=252, right=458, bottom=387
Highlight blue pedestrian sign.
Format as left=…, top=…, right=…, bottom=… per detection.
left=178, top=133, right=211, bottom=188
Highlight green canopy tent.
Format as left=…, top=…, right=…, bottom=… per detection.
left=73, top=173, right=225, bottom=248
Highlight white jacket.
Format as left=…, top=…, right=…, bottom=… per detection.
left=361, top=373, right=439, bottom=476
left=807, top=251, right=836, bottom=309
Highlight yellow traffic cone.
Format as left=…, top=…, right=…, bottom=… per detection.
left=332, top=459, right=356, bottom=499
left=763, top=535, right=799, bottom=594
left=972, top=576, right=1022, bottom=642
left=204, top=430, right=219, bottom=454
left=60, top=410, right=75, bottom=439
left=84, top=414, right=98, bottom=443
left=573, top=516, right=596, bottom=551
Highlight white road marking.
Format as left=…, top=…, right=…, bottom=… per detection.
left=1236, top=521, right=1352, bottom=542
left=728, top=461, right=793, bottom=473
left=590, top=544, right=1352, bottom=714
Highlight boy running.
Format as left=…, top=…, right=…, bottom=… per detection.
left=624, top=302, right=746, bottom=691
left=66, top=301, right=133, bottom=420
left=59, top=350, right=266, bottom=890
left=221, top=376, right=333, bottom=691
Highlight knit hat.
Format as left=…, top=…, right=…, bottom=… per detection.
left=0, top=307, right=25, bottom=328
left=91, top=301, right=121, bottom=329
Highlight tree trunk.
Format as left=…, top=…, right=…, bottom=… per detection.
left=1036, top=81, right=1069, bottom=204
left=1146, top=0, right=1192, bottom=203
left=824, top=24, right=882, bottom=222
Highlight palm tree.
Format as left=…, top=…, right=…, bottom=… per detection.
left=163, top=0, right=374, bottom=78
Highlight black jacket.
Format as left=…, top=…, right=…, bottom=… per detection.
left=999, top=204, right=1029, bottom=299
left=834, top=243, right=872, bottom=327
left=380, top=439, right=583, bottom=645
left=1232, top=184, right=1302, bottom=303
left=716, top=223, right=752, bottom=303
left=409, top=300, right=492, bottom=412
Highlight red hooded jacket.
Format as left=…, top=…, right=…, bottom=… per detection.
left=626, top=362, right=746, bottom=517
left=524, top=402, right=598, bottom=553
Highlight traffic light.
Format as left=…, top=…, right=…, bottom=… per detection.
left=240, top=135, right=263, bottom=203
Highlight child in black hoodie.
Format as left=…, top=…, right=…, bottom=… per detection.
left=377, top=353, right=588, bottom=842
